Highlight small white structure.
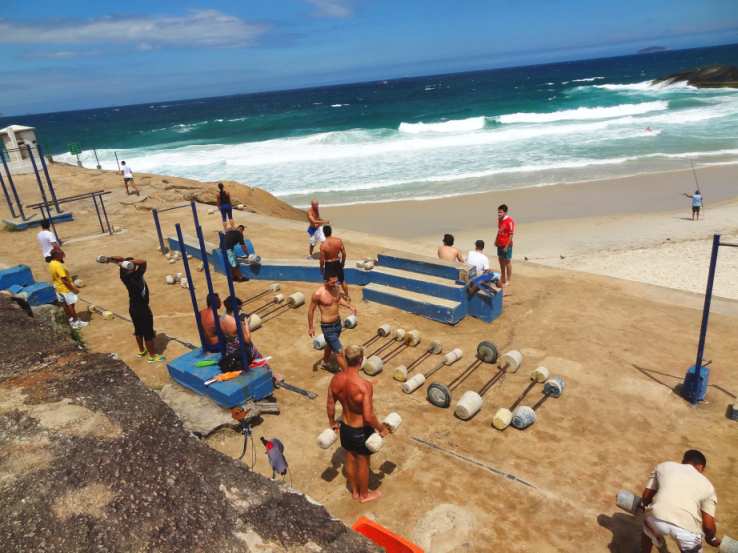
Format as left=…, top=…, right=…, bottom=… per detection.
left=1, top=125, right=38, bottom=174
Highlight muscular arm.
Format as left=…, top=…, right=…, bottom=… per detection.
left=702, top=512, right=720, bottom=547
left=639, top=487, right=657, bottom=509
left=319, top=245, right=326, bottom=273
left=326, top=380, right=338, bottom=430
left=307, top=291, right=319, bottom=336
left=339, top=241, right=346, bottom=267
left=361, top=384, right=387, bottom=435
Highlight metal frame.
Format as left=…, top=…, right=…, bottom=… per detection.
left=0, top=148, right=26, bottom=220
left=151, top=203, right=190, bottom=254
left=27, top=190, right=112, bottom=242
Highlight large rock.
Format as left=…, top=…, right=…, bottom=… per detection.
left=654, top=64, right=738, bottom=88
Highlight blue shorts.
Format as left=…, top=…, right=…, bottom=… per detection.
left=497, top=246, right=513, bottom=261
left=220, top=204, right=233, bottom=221
left=320, top=319, right=343, bottom=353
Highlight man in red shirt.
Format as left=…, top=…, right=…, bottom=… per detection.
left=495, top=204, right=515, bottom=288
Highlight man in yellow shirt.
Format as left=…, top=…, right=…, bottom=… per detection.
left=48, top=249, right=87, bottom=330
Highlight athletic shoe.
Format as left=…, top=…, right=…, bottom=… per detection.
left=136, top=350, right=148, bottom=358
left=147, top=354, right=166, bottom=364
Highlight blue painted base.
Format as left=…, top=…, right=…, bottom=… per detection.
left=362, top=284, right=464, bottom=325
left=377, top=250, right=466, bottom=281
left=682, top=364, right=710, bottom=403
left=167, top=348, right=274, bottom=409
left=20, top=282, right=57, bottom=306
left=3, top=211, right=74, bottom=231
left=0, top=265, right=34, bottom=289
left=467, top=289, right=503, bottom=323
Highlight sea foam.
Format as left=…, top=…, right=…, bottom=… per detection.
left=398, top=116, right=486, bottom=133
left=496, top=101, right=668, bottom=124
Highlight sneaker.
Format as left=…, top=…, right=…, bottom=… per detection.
left=136, top=350, right=148, bottom=358
left=71, top=320, right=88, bottom=329
left=147, top=354, right=166, bottom=364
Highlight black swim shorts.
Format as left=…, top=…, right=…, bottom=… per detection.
left=339, top=422, right=374, bottom=456
left=323, top=260, right=345, bottom=283
left=130, top=305, right=155, bottom=341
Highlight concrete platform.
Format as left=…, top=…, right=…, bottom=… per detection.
left=363, top=282, right=464, bottom=324
left=3, top=211, right=73, bottom=231
left=369, top=265, right=466, bottom=301
left=377, top=249, right=470, bottom=282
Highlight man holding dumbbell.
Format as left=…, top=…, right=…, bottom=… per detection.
left=326, top=344, right=388, bottom=503
left=638, top=449, right=721, bottom=552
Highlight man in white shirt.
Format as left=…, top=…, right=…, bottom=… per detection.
left=639, top=449, right=721, bottom=552
left=120, top=161, right=140, bottom=196
left=37, top=220, right=60, bottom=261
left=466, top=240, right=490, bottom=274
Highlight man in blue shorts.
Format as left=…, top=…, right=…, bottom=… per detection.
left=496, top=204, right=515, bottom=288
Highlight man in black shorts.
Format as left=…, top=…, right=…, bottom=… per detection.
left=319, top=225, right=349, bottom=300
left=222, top=225, right=248, bottom=282
left=106, top=255, right=165, bottom=363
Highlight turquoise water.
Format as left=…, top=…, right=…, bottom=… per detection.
left=4, top=43, right=738, bottom=206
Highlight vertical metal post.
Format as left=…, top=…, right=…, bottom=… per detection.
left=0, top=149, right=25, bottom=220
left=196, top=224, right=224, bottom=348
left=220, top=232, right=249, bottom=370
left=91, top=195, right=105, bottom=233
left=152, top=208, right=167, bottom=253
left=176, top=223, right=207, bottom=350
left=0, top=169, right=17, bottom=218
left=27, top=144, right=52, bottom=218
left=190, top=200, right=201, bottom=230
left=93, top=148, right=101, bottom=170
left=99, top=193, right=113, bottom=235
left=114, top=151, right=121, bottom=172
left=43, top=204, right=62, bottom=245
left=36, top=145, right=61, bottom=213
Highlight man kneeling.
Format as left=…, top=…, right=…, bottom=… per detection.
left=326, top=345, right=388, bottom=503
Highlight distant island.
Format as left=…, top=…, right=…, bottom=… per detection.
left=654, top=63, right=738, bottom=88
left=638, top=46, right=668, bottom=54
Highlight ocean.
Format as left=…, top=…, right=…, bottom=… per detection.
left=4, top=43, right=738, bottom=207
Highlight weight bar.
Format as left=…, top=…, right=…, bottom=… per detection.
left=510, top=376, right=565, bottom=429
left=393, top=341, right=443, bottom=382
left=242, top=283, right=281, bottom=306
left=248, top=292, right=304, bottom=330
left=427, top=341, right=498, bottom=408
left=365, top=328, right=406, bottom=359
left=248, top=294, right=285, bottom=316
left=402, top=348, right=463, bottom=393
left=363, top=330, right=421, bottom=376
left=317, top=412, right=402, bottom=452
left=492, top=366, right=550, bottom=430
left=313, top=321, right=386, bottom=352
left=454, top=350, right=523, bottom=420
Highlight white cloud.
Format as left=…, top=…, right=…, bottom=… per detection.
left=306, top=0, right=353, bottom=18
left=0, top=10, right=267, bottom=49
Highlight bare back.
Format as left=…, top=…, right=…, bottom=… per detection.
left=438, top=245, right=463, bottom=262
left=330, top=371, right=372, bottom=428
left=320, top=236, right=344, bottom=261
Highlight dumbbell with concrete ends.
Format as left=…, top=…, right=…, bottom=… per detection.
left=356, top=323, right=393, bottom=350
left=120, top=260, right=134, bottom=270
left=363, top=330, right=421, bottom=376
left=402, top=348, right=463, bottom=393
left=73, top=278, right=85, bottom=288
left=454, top=350, right=523, bottom=420
left=242, top=282, right=281, bottom=305
left=427, top=341, right=498, bottom=408
left=165, top=274, right=176, bottom=285
left=510, top=376, right=565, bottom=430
left=314, top=314, right=356, bottom=349
left=615, top=489, right=642, bottom=514
left=248, top=294, right=285, bottom=317
left=393, top=341, right=443, bottom=381
left=343, top=314, right=358, bottom=329
left=355, top=259, right=376, bottom=270
left=96, top=255, right=110, bottom=264
left=317, top=413, right=402, bottom=451
left=179, top=277, right=189, bottom=289
left=364, top=327, right=403, bottom=359
left=247, top=292, right=305, bottom=330
left=492, top=366, right=550, bottom=430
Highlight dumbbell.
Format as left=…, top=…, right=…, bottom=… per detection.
left=248, top=294, right=285, bottom=316
left=393, top=341, right=443, bottom=381
left=510, top=376, right=565, bottom=429
left=402, top=348, right=463, bottom=393
left=237, top=253, right=262, bottom=265
left=317, top=413, right=402, bottom=452
left=363, top=330, right=421, bottom=376
left=343, top=314, right=358, bottom=329
left=427, top=341, right=498, bottom=408
left=242, top=283, right=281, bottom=306
left=314, top=322, right=389, bottom=352
left=365, top=328, right=406, bottom=359
left=360, top=324, right=393, bottom=349
left=248, top=292, right=304, bottom=330
left=454, top=350, right=523, bottom=420
left=96, top=255, right=110, bottom=264
left=492, top=366, right=550, bottom=430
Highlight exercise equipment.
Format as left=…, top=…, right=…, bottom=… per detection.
left=73, top=278, right=84, bottom=288
left=511, top=376, right=565, bottom=429
left=615, top=489, right=641, bottom=514
left=721, top=536, right=738, bottom=552
left=247, top=292, right=305, bottom=330
left=454, top=350, right=523, bottom=420
left=343, top=314, right=358, bottom=329
left=243, top=283, right=281, bottom=306
left=427, top=341, right=498, bottom=408
left=363, top=330, right=421, bottom=376
left=365, top=328, right=406, bottom=359
left=356, top=259, right=375, bottom=270
left=402, top=348, right=463, bottom=393
left=393, top=341, right=443, bottom=381
left=165, top=275, right=176, bottom=284
left=492, top=366, right=550, bottom=430
left=246, top=294, right=285, bottom=317
left=317, top=412, right=402, bottom=451
left=360, top=324, right=393, bottom=349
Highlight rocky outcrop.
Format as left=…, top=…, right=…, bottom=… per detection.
left=654, top=64, right=738, bottom=88
left=0, top=298, right=378, bottom=553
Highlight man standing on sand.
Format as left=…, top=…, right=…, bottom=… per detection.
left=683, top=190, right=703, bottom=221
left=326, top=344, right=388, bottom=503
left=496, top=204, right=515, bottom=288
left=120, top=161, right=140, bottom=196
left=638, top=449, right=721, bottom=552
left=437, top=234, right=464, bottom=263
left=319, top=225, right=350, bottom=300
left=48, top=249, right=87, bottom=330
left=216, top=182, right=235, bottom=231
left=307, top=199, right=329, bottom=259
left=308, top=266, right=357, bottom=371
left=37, top=219, right=60, bottom=261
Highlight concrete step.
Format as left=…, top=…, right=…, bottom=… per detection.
left=376, top=249, right=471, bottom=282
left=369, top=265, right=466, bottom=301
left=362, top=283, right=465, bottom=325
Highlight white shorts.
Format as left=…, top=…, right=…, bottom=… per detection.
left=57, top=291, right=78, bottom=306
left=309, top=226, right=325, bottom=247
left=644, top=515, right=703, bottom=552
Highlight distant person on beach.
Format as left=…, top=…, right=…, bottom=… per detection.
left=222, top=225, right=248, bottom=282
left=437, top=234, right=464, bottom=263
left=37, top=219, right=60, bottom=261
left=683, top=190, right=703, bottom=221
left=307, top=199, right=329, bottom=259
left=48, top=249, right=86, bottom=330
left=216, top=182, right=235, bottom=230
left=199, top=292, right=222, bottom=352
left=637, top=449, right=721, bottom=552
left=326, top=344, right=388, bottom=503
left=466, top=240, right=490, bottom=275
left=120, top=161, right=140, bottom=196
left=496, top=204, right=515, bottom=287
left=320, top=225, right=350, bottom=301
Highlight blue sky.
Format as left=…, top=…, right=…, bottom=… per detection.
left=2, top=0, right=737, bottom=115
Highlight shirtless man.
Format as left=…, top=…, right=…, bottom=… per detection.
left=308, top=266, right=356, bottom=371
left=319, top=225, right=350, bottom=300
left=307, top=199, right=329, bottom=258
left=326, top=344, right=388, bottom=502
left=199, top=292, right=223, bottom=353
left=437, top=233, right=464, bottom=263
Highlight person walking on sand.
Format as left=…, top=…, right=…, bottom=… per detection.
left=683, top=190, right=703, bottom=221
left=48, top=249, right=87, bottom=330
left=308, top=266, right=357, bottom=372
left=326, top=344, right=388, bottom=503
left=120, top=161, right=140, bottom=196
left=437, top=234, right=464, bottom=263
left=216, top=182, right=235, bottom=230
left=319, top=225, right=350, bottom=300
left=496, top=204, right=515, bottom=288
left=637, top=449, right=721, bottom=552
left=307, top=199, right=329, bottom=259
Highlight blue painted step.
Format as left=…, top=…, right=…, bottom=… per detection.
left=369, top=265, right=466, bottom=301
left=363, top=282, right=464, bottom=325
left=0, top=265, right=35, bottom=289
left=19, top=282, right=57, bottom=306
left=377, top=249, right=470, bottom=282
